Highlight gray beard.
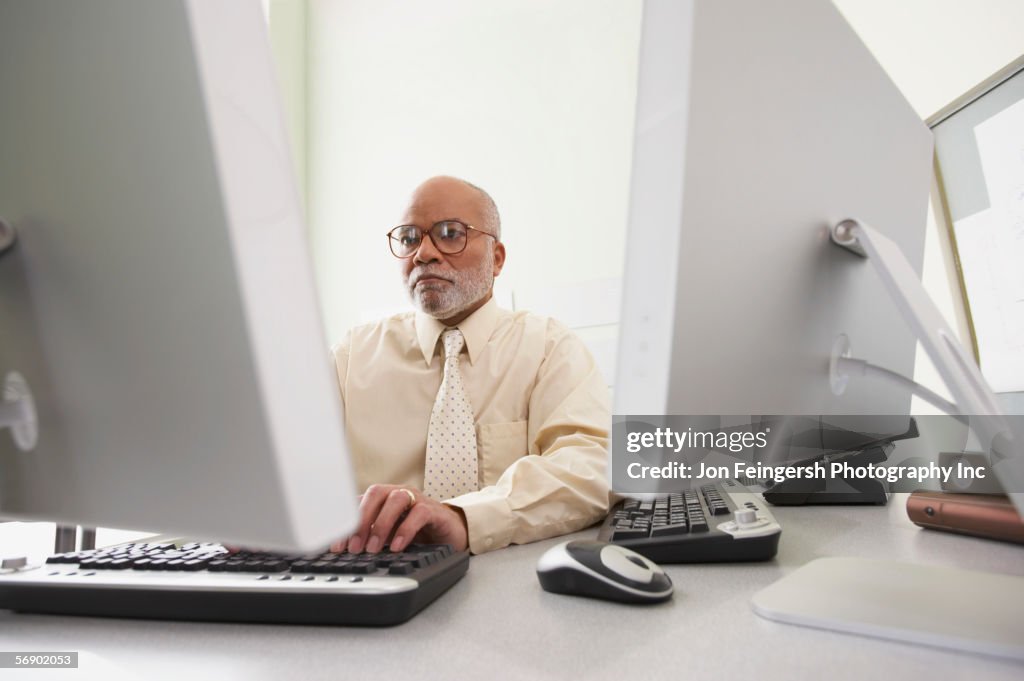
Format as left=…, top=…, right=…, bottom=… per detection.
left=408, top=254, right=494, bottom=320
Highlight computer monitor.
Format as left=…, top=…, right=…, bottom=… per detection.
left=0, top=0, right=358, bottom=550
left=613, top=0, right=1023, bottom=506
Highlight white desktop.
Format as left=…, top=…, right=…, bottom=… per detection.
left=0, top=0, right=1021, bottom=675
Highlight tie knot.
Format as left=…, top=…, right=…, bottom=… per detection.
left=441, top=328, right=465, bottom=360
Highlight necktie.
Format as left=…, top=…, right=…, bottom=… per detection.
left=423, top=328, right=479, bottom=501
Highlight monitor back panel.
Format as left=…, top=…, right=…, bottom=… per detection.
left=616, top=0, right=933, bottom=417
left=0, top=0, right=356, bottom=550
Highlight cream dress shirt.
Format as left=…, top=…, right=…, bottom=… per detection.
left=332, top=297, right=610, bottom=554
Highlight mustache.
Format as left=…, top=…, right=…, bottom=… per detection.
left=408, top=269, right=454, bottom=286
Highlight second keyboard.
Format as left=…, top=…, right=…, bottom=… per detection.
left=597, top=479, right=782, bottom=563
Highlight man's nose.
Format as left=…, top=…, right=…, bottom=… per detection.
left=413, top=232, right=443, bottom=264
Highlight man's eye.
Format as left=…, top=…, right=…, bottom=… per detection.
left=394, top=227, right=421, bottom=246
left=437, top=222, right=465, bottom=240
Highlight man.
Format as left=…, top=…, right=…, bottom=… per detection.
left=333, top=176, right=609, bottom=554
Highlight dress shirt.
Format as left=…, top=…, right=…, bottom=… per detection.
left=332, top=297, right=610, bottom=554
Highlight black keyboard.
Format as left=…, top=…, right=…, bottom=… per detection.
left=597, top=479, right=782, bottom=563
left=0, top=541, right=469, bottom=626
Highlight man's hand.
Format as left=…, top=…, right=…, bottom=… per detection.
left=332, top=484, right=469, bottom=554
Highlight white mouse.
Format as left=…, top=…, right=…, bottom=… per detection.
left=536, top=540, right=673, bottom=604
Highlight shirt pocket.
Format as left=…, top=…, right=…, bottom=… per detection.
left=477, top=420, right=529, bottom=487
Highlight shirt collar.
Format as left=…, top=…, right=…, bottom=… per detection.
left=415, top=296, right=500, bottom=368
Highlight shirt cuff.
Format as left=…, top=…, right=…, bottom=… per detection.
left=445, top=491, right=514, bottom=554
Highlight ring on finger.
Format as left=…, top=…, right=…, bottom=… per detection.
left=400, top=488, right=417, bottom=510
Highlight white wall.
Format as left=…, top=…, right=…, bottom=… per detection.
left=307, top=0, right=642, bottom=341
left=834, top=0, right=1024, bottom=120
left=268, top=0, right=308, bottom=199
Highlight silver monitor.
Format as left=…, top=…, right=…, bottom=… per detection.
left=614, top=0, right=1022, bottom=507
left=0, top=0, right=358, bottom=550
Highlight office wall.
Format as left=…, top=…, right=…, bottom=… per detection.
left=834, top=0, right=1024, bottom=120
left=306, top=0, right=642, bottom=342
left=268, top=0, right=308, bottom=198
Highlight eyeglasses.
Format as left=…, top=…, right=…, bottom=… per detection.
left=386, top=220, right=496, bottom=259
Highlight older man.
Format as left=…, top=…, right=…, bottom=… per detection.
left=332, top=176, right=609, bottom=554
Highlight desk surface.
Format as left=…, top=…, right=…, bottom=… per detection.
left=3, top=494, right=1023, bottom=680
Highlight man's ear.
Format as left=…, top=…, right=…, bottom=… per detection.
left=492, top=242, right=506, bottom=277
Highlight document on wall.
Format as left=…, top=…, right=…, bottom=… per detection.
left=953, top=98, right=1024, bottom=393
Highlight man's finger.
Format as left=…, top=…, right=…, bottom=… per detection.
left=390, top=502, right=432, bottom=553
left=347, top=485, right=391, bottom=553
left=365, top=488, right=417, bottom=553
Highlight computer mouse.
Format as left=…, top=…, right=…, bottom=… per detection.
left=536, top=540, right=673, bottom=604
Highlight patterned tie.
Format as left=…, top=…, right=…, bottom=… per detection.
left=423, top=328, right=479, bottom=500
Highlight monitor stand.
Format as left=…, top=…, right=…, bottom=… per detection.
left=761, top=443, right=893, bottom=506
left=829, top=218, right=1022, bottom=513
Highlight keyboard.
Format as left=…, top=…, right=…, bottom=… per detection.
left=597, top=479, right=782, bottom=562
left=0, top=541, right=469, bottom=626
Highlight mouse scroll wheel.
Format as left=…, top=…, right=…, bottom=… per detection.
left=626, top=555, right=649, bottom=570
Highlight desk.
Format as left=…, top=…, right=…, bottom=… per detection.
left=2, top=494, right=1022, bottom=680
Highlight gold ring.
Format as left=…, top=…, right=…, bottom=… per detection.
left=400, top=488, right=417, bottom=509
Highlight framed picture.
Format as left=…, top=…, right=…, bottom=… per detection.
left=929, top=55, right=1024, bottom=398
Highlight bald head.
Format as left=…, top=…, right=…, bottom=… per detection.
left=403, top=176, right=501, bottom=241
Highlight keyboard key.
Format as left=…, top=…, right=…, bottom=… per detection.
left=651, top=523, right=690, bottom=538
left=611, top=526, right=649, bottom=541
left=373, top=556, right=397, bottom=568
left=323, top=562, right=354, bottom=574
